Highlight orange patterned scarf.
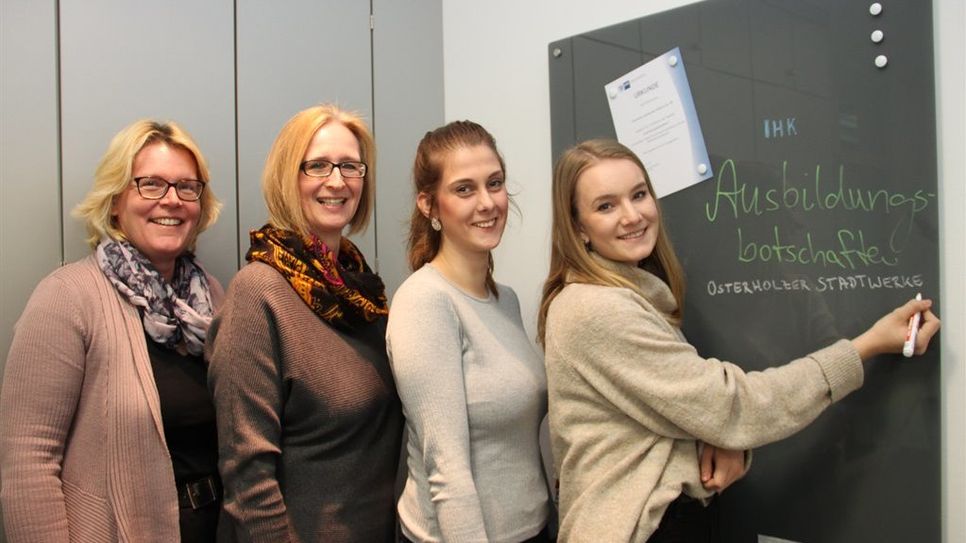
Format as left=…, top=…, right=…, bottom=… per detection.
left=247, top=225, right=388, bottom=332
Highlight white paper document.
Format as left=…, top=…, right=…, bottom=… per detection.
left=605, top=47, right=712, bottom=198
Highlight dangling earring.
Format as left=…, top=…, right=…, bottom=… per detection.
left=430, top=217, right=442, bottom=232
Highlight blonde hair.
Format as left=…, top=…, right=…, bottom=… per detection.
left=408, top=120, right=506, bottom=298
left=262, top=104, right=376, bottom=237
left=538, top=139, right=686, bottom=345
left=73, top=119, right=221, bottom=249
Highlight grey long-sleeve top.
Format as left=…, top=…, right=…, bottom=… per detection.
left=386, top=264, right=551, bottom=543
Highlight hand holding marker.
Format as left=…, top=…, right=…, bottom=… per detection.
left=903, top=293, right=923, bottom=358
left=851, top=292, right=938, bottom=361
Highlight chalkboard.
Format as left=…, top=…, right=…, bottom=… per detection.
left=548, top=1, right=940, bottom=541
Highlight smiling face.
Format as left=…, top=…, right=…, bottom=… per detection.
left=574, top=157, right=660, bottom=266
left=422, top=144, right=508, bottom=259
left=111, top=142, right=202, bottom=279
left=299, top=121, right=363, bottom=249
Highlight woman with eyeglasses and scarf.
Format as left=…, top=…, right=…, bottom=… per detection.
left=1, top=119, right=226, bottom=542
left=207, top=104, right=403, bottom=543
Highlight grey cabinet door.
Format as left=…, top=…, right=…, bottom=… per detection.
left=236, top=0, right=374, bottom=266
left=59, top=0, right=237, bottom=286
left=1, top=0, right=62, bottom=408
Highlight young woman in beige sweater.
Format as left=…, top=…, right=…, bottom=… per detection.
left=538, top=139, right=940, bottom=543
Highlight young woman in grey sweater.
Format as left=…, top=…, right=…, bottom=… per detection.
left=387, top=121, right=552, bottom=543
left=538, top=139, right=940, bottom=543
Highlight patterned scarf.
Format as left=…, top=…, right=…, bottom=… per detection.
left=96, top=238, right=214, bottom=356
left=247, top=225, right=388, bottom=333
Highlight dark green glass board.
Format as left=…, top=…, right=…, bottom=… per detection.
left=549, top=1, right=939, bottom=541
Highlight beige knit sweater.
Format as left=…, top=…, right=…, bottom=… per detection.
left=544, top=258, right=863, bottom=542
left=0, top=256, right=224, bottom=542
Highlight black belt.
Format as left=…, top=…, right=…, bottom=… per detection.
left=177, top=475, right=222, bottom=510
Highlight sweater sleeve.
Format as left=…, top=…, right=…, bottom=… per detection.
left=387, top=282, right=489, bottom=542
left=0, top=273, right=87, bottom=542
left=547, top=286, right=863, bottom=450
left=206, top=270, right=292, bottom=542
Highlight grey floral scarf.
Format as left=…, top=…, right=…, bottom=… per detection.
left=95, top=238, right=214, bottom=356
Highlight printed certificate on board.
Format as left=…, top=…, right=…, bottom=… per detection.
left=605, top=47, right=712, bottom=198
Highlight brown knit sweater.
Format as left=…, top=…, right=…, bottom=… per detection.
left=206, top=261, right=403, bottom=543
left=544, top=257, right=864, bottom=542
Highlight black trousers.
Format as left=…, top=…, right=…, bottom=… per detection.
left=178, top=503, right=219, bottom=543
left=647, top=495, right=720, bottom=543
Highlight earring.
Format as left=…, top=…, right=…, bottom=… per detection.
left=430, top=217, right=442, bottom=231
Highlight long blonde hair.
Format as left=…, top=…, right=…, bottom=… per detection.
left=262, top=104, right=376, bottom=237
left=538, top=139, right=686, bottom=345
left=73, top=119, right=221, bottom=249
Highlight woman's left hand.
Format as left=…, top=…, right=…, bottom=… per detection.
left=700, top=444, right=747, bottom=493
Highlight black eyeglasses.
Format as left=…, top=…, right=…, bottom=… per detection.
left=300, top=159, right=367, bottom=179
left=133, top=177, right=206, bottom=201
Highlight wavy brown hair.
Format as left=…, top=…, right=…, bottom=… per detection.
left=538, top=139, right=686, bottom=345
left=408, top=120, right=506, bottom=297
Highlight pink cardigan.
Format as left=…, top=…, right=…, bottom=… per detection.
left=0, top=256, right=223, bottom=542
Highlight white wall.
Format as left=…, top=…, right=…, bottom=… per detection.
left=442, top=0, right=694, bottom=326
left=936, top=0, right=966, bottom=538
left=441, top=1, right=965, bottom=541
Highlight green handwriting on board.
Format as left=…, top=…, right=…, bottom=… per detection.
left=704, top=159, right=936, bottom=268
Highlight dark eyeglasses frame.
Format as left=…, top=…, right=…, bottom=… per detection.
left=299, top=159, right=368, bottom=179
left=132, top=177, right=206, bottom=202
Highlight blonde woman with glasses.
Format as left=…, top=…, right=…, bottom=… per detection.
left=1, top=119, right=225, bottom=542
left=207, top=104, right=403, bottom=542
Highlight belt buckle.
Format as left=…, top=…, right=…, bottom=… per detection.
left=186, top=476, right=217, bottom=510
